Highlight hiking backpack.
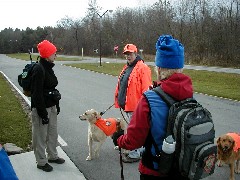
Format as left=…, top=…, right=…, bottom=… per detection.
left=153, top=86, right=217, bottom=180
left=18, top=53, right=44, bottom=97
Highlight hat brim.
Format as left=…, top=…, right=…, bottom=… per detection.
left=123, top=50, right=136, bottom=54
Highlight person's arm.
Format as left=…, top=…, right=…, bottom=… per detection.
left=117, top=96, right=150, bottom=150
left=140, top=64, right=152, bottom=93
left=31, top=65, right=48, bottom=119
left=114, top=66, right=127, bottom=108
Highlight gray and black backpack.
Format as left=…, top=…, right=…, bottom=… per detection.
left=153, top=86, right=217, bottom=180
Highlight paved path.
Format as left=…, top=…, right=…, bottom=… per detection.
left=1, top=54, right=240, bottom=180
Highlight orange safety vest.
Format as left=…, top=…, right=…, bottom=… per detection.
left=227, top=132, right=240, bottom=152
left=114, top=60, right=152, bottom=112
left=94, top=118, right=117, bottom=136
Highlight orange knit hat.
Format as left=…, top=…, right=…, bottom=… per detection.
left=37, top=40, right=57, bottom=58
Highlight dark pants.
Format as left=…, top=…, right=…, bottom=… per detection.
left=140, top=173, right=188, bottom=180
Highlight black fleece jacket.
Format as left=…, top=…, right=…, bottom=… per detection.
left=31, top=59, right=59, bottom=119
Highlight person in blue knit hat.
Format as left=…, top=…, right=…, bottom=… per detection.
left=155, top=34, right=184, bottom=69
left=115, top=35, right=193, bottom=179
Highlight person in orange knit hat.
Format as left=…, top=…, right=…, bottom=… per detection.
left=31, top=40, right=64, bottom=172
left=114, top=43, right=152, bottom=163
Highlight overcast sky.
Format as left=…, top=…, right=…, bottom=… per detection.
left=1, top=0, right=161, bottom=31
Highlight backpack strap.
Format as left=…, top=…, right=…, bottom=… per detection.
left=152, top=134, right=161, bottom=157
left=152, top=86, right=176, bottom=107
left=151, top=86, right=176, bottom=151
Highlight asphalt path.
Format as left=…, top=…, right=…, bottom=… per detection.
left=1, top=54, right=240, bottom=180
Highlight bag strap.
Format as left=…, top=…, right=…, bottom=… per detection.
left=152, top=86, right=176, bottom=107
left=150, top=86, right=176, bottom=155
left=152, top=135, right=161, bottom=156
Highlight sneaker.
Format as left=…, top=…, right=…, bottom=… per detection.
left=122, top=154, right=140, bottom=163
left=37, top=163, right=53, bottom=172
left=48, top=157, right=65, bottom=164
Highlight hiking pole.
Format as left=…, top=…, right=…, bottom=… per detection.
left=119, top=147, right=124, bottom=180
left=100, top=103, right=115, bottom=116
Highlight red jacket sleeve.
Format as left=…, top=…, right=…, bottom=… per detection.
left=117, top=95, right=150, bottom=150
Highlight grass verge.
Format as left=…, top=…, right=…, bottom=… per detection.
left=66, top=63, right=240, bottom=101
left=0, top=73, right=32, bottom=151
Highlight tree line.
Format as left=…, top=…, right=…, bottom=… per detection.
left=0, top=0, right=239, bottom=67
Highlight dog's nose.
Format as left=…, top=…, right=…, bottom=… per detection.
left=222, top=146, right=229, bottom=152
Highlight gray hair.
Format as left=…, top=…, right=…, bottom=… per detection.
left=155, top=67, right=183, bottom=80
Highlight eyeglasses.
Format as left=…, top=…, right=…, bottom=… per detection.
left=124, top=52, right=135, bottom=56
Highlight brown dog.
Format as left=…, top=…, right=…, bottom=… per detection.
left=217, top=133, right=240, bottom=180
left=79, top=109, right=127, bottom=161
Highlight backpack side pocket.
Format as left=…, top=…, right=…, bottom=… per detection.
left=188, top=142, right=217, bottom=180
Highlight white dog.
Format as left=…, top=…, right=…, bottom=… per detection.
left=79, top=109, right=126, bottom=161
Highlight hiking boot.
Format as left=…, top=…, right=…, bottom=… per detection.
left=37, top=163, right=53, bottom=172
left=48, top=157, right=65, bottom=164
left=122, top=154, right=140, bottom=163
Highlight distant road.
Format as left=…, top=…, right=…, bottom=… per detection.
left=55, top=54, right=240, bottom=74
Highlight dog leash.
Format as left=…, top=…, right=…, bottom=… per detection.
left=101, top=104, right=126, bottom=180
left=120, top=108, right=129, bottom=125
left=119, top=147, right=124, bottom=180
left=100, top=103, right=115, bottom=116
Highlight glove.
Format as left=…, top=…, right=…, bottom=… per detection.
left=112, top=130, right=124, bottom=146
left=42, top=117, right=49, bottom=125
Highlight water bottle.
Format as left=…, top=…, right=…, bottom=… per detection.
left=158, top=135, right=176, bottom=174
left=162, top=135, right=176, bottom=154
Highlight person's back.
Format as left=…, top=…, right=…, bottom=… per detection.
left=116, top=35, right=193, bottom=179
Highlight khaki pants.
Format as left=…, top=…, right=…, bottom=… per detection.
left=32, top=106, right=58, bottom=166
left=125, top=112, right=144, bottom=159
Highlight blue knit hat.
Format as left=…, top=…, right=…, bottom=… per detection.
left=155, top=35, right=184, bottom=69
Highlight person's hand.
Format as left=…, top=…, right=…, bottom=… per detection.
left=42, top=117, right=49, bottom=125
left=112, top=130, right=124, bottom=146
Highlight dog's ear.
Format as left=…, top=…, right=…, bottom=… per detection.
left=217, top=137, right=223, bottom=149
left=216, top=137, right=223, bottom=155
left=96, top=113, right=101, bottom=119
left=217, top=137, right=221, bottom=145
left=93, top=112, right=101, bottom=119
left=93, top=112, right=98, bottom=118
left=231, top=139, right=235, bottom=150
